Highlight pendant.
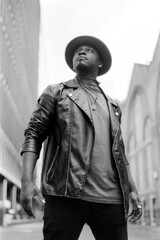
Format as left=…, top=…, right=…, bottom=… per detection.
left=92, top=104, right=96, bottom=111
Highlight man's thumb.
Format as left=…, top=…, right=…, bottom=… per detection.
left=34, top=190, right=45, bottom=204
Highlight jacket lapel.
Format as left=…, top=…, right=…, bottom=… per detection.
left=63, top=79, right=121, bottom=131
left=107, top=100, right=120, bottom=137
left=100, top=89, right=121, bottom=139
left=64, top=79, right=93, bottom=123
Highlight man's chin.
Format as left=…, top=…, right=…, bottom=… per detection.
left=75, top=63, right=88, bottom=73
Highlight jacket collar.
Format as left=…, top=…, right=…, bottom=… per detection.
left=64, top=78, right=93, bottom=123
left=63, top=78, right=80, bottom=88
left=64, top=78, right=121, bottom=136
left=63, top=78, right=118, bottom=107
left=98, top=86, right=121, bottom=135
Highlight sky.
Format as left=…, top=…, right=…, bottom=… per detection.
left=39, top=0, right=160, bottom=101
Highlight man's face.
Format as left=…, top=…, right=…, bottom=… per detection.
left=72, top=45, right=102, bottom=74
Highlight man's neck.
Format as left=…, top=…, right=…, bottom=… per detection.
left=76, top=73, right=97, bottom=81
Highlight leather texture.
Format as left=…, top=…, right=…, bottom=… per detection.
left=21, top=78, right=129, bottom=217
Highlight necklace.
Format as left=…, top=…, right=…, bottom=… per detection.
left=85, top=90, right=97, bottom=111
left=81, top=88, right=98, bottom=111
left=77, top=77, right=98, bottom=111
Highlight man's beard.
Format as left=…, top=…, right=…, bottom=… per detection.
left=75, top=62, right=90, bottom=74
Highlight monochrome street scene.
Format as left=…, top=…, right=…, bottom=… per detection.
left=0, top=0, right=160, bottom=240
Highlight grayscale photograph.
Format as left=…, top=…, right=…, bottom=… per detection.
left=0, top=0, right=160, bottom=239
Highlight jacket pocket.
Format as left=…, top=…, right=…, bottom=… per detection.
left=46, top=145, right=60, bottom=183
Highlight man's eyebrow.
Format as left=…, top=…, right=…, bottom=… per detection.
left=75, top=47, right=82, bottom=51
left=75, top=46, right=95, bottom=52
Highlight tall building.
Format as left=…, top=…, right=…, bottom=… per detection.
left=122, top=33, right=160, bottom=226
left=0, top=0, right=40, bottom=226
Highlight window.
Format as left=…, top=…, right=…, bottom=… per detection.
left=144, top=118, right=153, bottom=189
left=134, top=94, right=143, bottom=144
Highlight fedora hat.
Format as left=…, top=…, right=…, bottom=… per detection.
left=65, top=35, right=112, bottom=76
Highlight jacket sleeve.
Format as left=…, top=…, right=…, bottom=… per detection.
left=20, top=84, right=59, bottom=158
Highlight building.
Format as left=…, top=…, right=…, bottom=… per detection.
left=0, top=0, right=40, bottom=226
left=122, top=33, right=160, bottom=226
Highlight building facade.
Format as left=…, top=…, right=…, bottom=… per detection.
left=122, top=33, right=160, bottom=226
left=0, top=0, right=40, bottom=226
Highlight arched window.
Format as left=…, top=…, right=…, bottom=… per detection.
left=144, top=117, right=153, bottom=189
left=157, top=81, right=160, bottom=144
left=127, top=90, right=151, bottom=194
left=133, top=93, right=144, bottom=191
left=133, top=94, right=143, bottom=144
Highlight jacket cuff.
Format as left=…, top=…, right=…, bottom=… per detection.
left=20, top=139, right=42, bottom=158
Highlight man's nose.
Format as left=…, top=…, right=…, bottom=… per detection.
left=78, top=49, right=86, bottom=55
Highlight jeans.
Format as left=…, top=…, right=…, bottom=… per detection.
left=43, top=196, right=128, bottom=240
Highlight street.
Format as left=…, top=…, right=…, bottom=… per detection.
left=0, top=222, right=160, bottom=240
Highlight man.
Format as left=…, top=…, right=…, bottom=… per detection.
left=20, top=35, right=142, bottom=240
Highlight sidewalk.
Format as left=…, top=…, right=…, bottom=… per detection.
left=1, top=222, right=160, bottom=240
left=9, top=218, right=41, bottom=226
left=2, top=210, right=43, bottom=227
left=128, top=223, right=160, bottom=240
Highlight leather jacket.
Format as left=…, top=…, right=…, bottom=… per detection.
left=21, top=78, right=129, bottom=219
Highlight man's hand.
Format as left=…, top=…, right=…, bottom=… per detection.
left=20, top=180, right=45, bottom=218
left=128, top=192, right=142, bottom=223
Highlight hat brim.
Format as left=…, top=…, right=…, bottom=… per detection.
left=65, top=35, right=112, bottom=76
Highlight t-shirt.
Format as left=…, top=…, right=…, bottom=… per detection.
left=77, top=78, right=123, bottom=204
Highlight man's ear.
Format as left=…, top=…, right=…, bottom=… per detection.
left=98, top=61, right=103, bottom=68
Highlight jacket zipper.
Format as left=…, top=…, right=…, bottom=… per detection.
left=80, top=119, right=95, bottom=193
left=65, top=99, right=74, bottom=196
left=46, top=145, right=59, bottom=183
